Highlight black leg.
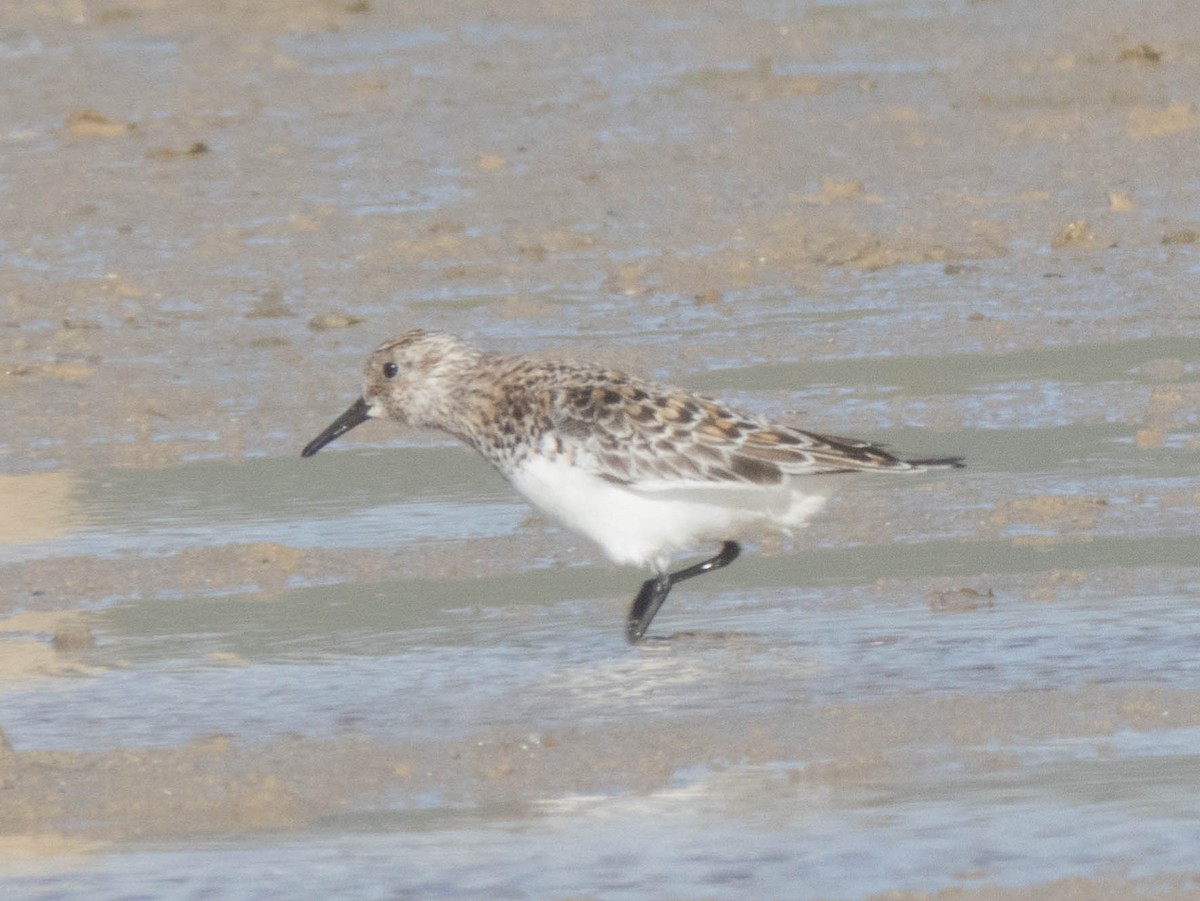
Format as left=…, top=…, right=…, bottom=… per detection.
left=667, top=540, right=740, bottom=586
left=626, top=574, right=670, bottom=644
left=625, top=542, right=741, bottom=643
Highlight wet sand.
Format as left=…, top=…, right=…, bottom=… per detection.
left=3, top=0, right=1200, bottom=897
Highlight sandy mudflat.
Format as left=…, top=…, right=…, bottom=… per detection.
left=2, top=0, right=1199, bottom=897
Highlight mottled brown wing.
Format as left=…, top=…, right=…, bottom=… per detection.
left=545, top=370, right=910, bottom=487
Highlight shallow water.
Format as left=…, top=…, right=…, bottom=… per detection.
left=11, top=754, right=1200, bottom=901
left=4, top=418, right=1200, bottom=897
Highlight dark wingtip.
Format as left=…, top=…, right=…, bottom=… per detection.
left=906, top=456, right=966, bottom=469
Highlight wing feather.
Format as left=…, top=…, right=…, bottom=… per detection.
left=542, top=368, right=912, bottom=487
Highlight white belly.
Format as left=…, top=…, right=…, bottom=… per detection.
left=509, top=454, right=830, bottom=572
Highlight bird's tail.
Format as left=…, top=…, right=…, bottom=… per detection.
left=905, top=456, right=966, bottom=469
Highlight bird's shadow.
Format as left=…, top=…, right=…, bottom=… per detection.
left=635, top=629, right=754, bottom=646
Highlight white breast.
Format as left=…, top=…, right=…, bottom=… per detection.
left=509, top=454, right=831, bottom=573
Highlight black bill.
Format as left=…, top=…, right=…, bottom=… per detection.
left=301, top=397, right=372, bottom=458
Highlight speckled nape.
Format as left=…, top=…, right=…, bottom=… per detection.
left=303, top=329, right=964, bottom=642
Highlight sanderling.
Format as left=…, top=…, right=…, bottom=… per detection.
left=302, top=330, right=962, bottom=643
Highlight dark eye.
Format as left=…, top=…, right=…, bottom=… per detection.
left=383, top=362, right=398, bottom=379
